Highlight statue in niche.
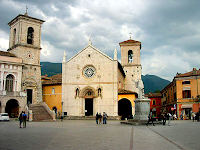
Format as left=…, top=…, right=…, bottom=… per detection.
left=98, top=88, right=101, bottom=96
left=75, top=88, right=79, bottom=98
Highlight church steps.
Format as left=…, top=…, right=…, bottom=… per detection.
left=29, top=104, right=53, bottom=121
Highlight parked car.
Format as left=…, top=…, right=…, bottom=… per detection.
left=0, top=113, right=9, bottom=121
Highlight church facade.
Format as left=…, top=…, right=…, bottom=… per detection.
left=62, top=38, right=142, bottom=118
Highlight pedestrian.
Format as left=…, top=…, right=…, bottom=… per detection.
left=146, top=110, right=155, bottom=126
left=98, top=113, right=102, bottom=124
left=196, top=112, right=199, bottom=122
left=162, top=111, right=167, bottom=125
left=173, top=114, right=177, bottom=120
left=103, top=112, right=107, bottom=124
left=22, top=111, right=27, bottom=128
left=18, top=111, right=23, bottom=128
left=168, top=112, right=172, bottom=126
left=95, top=112, right=99, bottom=124
left=192, top=112, right=196, bottom=122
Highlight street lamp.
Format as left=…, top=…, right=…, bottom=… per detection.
left=61, top=102, right=63, bottom=121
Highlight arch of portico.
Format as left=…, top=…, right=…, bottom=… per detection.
left=0, top=96, right=26, bottom=117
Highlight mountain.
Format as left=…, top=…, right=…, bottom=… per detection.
left=40, top=62, right=171, bottom=93
left=142, top=74, right=170, bottom=93
left=41, top=62, right=62, bottom=77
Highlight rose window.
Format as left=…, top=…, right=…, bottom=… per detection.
left=83, top=66, right=96, bottom=79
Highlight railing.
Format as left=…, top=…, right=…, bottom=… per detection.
left=0, top=90, right=26, bottom=97
left=42, top=102, right=56, bottom=121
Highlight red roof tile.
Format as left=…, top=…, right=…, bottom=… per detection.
left=42, top=74, right=62, bottom=85
left=175, top=68, right=200, bottom=78
left=119, top=39, right=141, bottom=44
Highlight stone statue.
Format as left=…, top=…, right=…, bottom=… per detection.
left=137, top=79, right=144, bottom=99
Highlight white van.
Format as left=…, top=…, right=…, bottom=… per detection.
left=0, top=113, right=9, bottom=121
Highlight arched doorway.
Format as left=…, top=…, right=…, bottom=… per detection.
left=118, top=99, right=132, bottom=120
left=5, top=99, right=19, bottom=118
left=53, top=106, right=57, bottom=118
left=79, top=86, right=98, bottom=116
left=85, top=91, right=93, bottom=116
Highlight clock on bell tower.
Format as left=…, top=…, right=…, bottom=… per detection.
left=7, top=12, right=45, bottom=104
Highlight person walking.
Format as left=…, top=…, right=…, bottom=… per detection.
left=95, top=112, right=99, bottom=124
left=196, top=112, right=199, bottom=122
left=18, top=111, right=23, bottom=128
left=146, top=110, right=155, bottom=126
left=103, top=112, right=107, bottom=124
left=162, top=111, right=167, bottom=125
left=192, top=112, right=196, bottom=122
left=98, top=113, right=102, bottom=124
left=168, top=112, right=172, bottom=126
left=22, top=111, right=27, bottom=128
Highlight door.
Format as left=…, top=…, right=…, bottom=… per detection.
left=27, top=89, right=32, bottom=104
left=85, top=98, right=93, bottom=116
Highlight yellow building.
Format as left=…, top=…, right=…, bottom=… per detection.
left=161, top=68, right=200, bottom=119
left=118, top=89, right=137, bottom=120
left=42, top=74, right=62, bottom=117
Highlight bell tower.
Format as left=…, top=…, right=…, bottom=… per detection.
left=119, top=38, right=142, bottom=93
left=7, top=12, right=45, bottom=104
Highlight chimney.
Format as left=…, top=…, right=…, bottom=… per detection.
left=193, top=68, right=197, bottom=74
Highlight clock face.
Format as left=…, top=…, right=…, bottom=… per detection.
left=25, top=51, right=34, bottom=60
left=83, top=66, right=96, bottom=79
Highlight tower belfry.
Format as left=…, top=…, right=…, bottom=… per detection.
left=7, top=13, right=45, bottom=104
left=119, top=39, right=142, bottom=93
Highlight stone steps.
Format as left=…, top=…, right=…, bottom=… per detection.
left=29, top=105, right=53, bottom=121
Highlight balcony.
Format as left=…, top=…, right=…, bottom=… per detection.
left=0, top=90, right=26, bottom=97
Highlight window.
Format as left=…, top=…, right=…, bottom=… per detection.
left=13, top=28, right=16, bottom=46
left=152, top=100, right=156, bottom=105
left=128, top=50, right=133, bottom=63
left=52, top=88, right=55, bottom=94
left=27, top=27, right=34, bottom=44
left=182, top=90, right=191, bottom=98
left=182, top=81, right=190, bottom=85
left=83, top=66, right=96, bottom=79
left=5, top=74, right=14, bottom=91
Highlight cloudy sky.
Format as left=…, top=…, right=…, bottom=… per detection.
left=0, top=0, right=199, bottom=81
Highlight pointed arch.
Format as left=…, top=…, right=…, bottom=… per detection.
left=79, top=86, right=98, bottom=98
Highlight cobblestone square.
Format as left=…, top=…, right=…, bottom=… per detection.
left=0, top=120, right=199, bottom=150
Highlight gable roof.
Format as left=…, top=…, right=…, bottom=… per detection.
left=119, top=39, right=141, bottom=49
left=0, top=51, right=17, bottom=57
left=65, top=44, right=114, bottom=63
left=119, top=39, right=141, bottom=44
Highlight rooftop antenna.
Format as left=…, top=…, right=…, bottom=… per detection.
left=25, top=5, right=28, bottom=16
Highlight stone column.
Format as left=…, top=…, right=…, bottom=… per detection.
left=29, top=110, right=33, bottom=121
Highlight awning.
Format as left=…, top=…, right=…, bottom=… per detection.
left=181, top=104, right=193, bottom=109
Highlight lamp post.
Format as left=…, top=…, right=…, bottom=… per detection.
left=61, top=102, right=63, bottom=121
